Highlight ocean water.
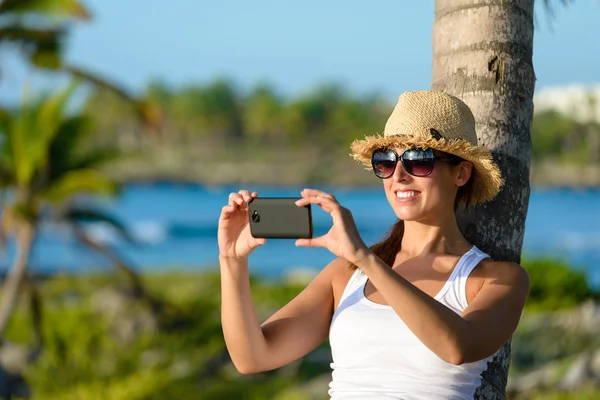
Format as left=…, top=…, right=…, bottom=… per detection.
left=3, top=184, right=599, bottom=285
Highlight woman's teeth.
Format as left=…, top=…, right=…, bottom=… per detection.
left=396, top=191, right=418, bottom=199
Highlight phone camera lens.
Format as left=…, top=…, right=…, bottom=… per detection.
left=251, top=210, right=260, bottom=223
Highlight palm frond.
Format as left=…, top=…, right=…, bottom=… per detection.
left=64, top=66, right=164, bottom=132
left=0, top=163, right=16, bottom=187
left=64, top=206, right=135, bottom=243
left=11, top=91, right=39, bottom=186
left=0, top=26, right=64, bottom=44
left=541, top=0, right=576, bottom=18
left=0, top=0, right=91, bottom=20
left=37, top=81, right=79, bottom=138
left=9, top=82, right=78, bottom=186
left=49, top=148, right=123, bottom=184
left=40, top=168, right=117, bottom=202
left=47, top=114, right=92, bottom=174
left=0, top=25, right=64, bottom=68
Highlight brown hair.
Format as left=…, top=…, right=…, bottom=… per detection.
left=349, top=157, right=475, bottom=271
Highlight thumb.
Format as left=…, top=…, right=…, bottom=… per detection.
left=250, top=237, right=266, bottom=249
left=295, top=236, right=325, bottom=248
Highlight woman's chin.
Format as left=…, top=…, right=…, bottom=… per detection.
left=392, top=207, right=423, bottom=222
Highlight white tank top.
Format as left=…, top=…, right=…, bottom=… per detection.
left=328, top=246, right=497, bottom=400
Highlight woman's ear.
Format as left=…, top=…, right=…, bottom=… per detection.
left=456, top=161, right=473, bottom=187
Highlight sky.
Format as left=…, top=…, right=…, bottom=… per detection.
left=1, top=0, right=600, bottom=104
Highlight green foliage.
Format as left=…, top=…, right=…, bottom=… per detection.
left=2, top=259, right=598, bottom=399
left=86, top=79, right=393, bottom=152
left=528, top=385, right=600, bottom=400
left=0, top=0, right=90, bottom=69
left=3, top=271, right=330, bottom=400
left=521, top=256, right=598, bottom=311
left=532, top=110, right=600, bottom=165
left=79, top=78, right=599, bottom=186
left=0, top=83, right=119, bottom=216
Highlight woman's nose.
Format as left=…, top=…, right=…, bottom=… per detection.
left=392, top=160, right=411, bottom=182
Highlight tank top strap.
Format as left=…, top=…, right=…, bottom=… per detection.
left=443, top=246, right=491, bottom=311
left=338, top=268, right=367, bottom=305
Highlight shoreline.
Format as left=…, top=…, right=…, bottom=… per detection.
left=114, top=177, right=600, bottom=191
left=103, top=157, right=600, bottom=189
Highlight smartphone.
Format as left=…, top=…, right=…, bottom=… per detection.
left=247, top=197, right=313, bottom=239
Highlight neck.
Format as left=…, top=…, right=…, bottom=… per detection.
left=400, top=211, right=471, bottom=258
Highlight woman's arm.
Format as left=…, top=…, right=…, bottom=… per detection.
left=293, top=189, right=529, bottom=365
left=354, top=251, right=530, bottom=364
left=221, top=256, right=341, bottom=374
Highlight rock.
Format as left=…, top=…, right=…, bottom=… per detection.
left=0, top=342, right=29, bottom=375
left=0, top=365, right=30, bottom=399
left=141, top=349, right=164, bottom=368
left=523, top=301, right=600, bottom=334
left=507, top=362, right=560, bottom=393
left=0, top=342, right=32, bottom=399
left=169, top=358, right=193, bottom=379
left=590, top=348, right=600, bottom=377
left=558, top=353, right=593, bottom=390
left=554, top=301, right=600, bottom=333
left=90, top=287, right=158, bottom=344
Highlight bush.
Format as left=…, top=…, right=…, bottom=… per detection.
left=521, top=257, right=598, bottom=311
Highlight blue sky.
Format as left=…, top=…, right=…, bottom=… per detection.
left=1, top=0, right=599, bottom=103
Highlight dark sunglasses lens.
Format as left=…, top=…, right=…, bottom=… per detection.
left=402, top=148, right=435, bottom=176
left=372, top=149, right=397, bottom=178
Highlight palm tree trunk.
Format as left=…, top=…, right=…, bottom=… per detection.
left=431, top=1, right=535, bottom=398
left=73, top=227, right=162, bottom=315
left=19, top=274, right=44, bottom=362
left=0, top=222, right=36, bottom=336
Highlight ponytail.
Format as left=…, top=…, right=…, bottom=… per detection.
left=348, top=219, right=404, bottom=270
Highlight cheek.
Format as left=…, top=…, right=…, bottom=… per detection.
left=428, top=169, right=458, bottom=199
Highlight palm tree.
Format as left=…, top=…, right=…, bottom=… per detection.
left=0, top=0, right=161, bottom=132
left=0, top=0, right=91, bottom=69
left=0, top=83, right=154, bottom=336
left=430, top=1, right=536, bottom=398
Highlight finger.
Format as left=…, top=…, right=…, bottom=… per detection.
left=295, top=235, right=326, bottom=248
left=219, top=204, right=237, bottom=221
left=295, top=196, right=339, bottom=213
left=301, top=188, right=336, bottom=201
left=238, top=190, right=255, bottom=203
left=228, top=193, right=245, bottom=206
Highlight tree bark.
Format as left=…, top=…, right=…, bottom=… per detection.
left=431, top=1, right=535, bottom=398
left=0, top=222, right=35, bottom=336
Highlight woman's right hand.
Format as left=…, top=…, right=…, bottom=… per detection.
left=218, top=190, right=266, bottom=259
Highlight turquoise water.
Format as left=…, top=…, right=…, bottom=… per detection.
left=6, top=184, right=600, bottom=285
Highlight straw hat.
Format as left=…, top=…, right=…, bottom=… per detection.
left=350, top=90, right=504, bottom=205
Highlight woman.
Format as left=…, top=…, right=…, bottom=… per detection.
left=218, top=90, right=530, bottom=399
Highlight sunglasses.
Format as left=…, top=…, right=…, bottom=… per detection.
left=371, top=148, right=461, bottom=179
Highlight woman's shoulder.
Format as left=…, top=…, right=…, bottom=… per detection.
left=473, top=255, right=530, bottom=286
left=466, top=255, right=530, bottom=304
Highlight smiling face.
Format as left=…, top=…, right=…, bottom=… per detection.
left=381, top=147, right=473, bottom=223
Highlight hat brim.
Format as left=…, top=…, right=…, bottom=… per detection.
left=350, top=134, right=504, bottom=205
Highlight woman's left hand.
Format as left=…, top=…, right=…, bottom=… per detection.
left=295, top=188, right=372, bottom=264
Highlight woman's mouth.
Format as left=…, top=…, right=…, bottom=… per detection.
left=395, top=190, right=421, bottom=202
